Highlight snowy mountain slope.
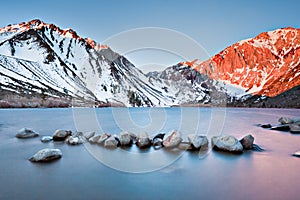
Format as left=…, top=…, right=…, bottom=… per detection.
left=183, top=27, right=300, bottom=97
left=0, top=19, right=175, bottom=107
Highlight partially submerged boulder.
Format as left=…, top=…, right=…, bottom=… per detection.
left=136, top=132, right=151, bottom=148
left=271, top=124, right=290, bottom=131
left=163, top=130, right=182, bottom=148
left=119, top=132, right=133, bottom=146
left=187, top=134, right=208, bottom=150
left=53, top=130, right=72, bottom=141
left=211, top=135, right=243, bottom=153
left=278, top=117, right=293, bottom=125
left=29, top=148, right=62, bottom=162
left=104, top=135, right=119, bottom=148
left=41, top=136, right=53, bottom=143
left=152, top=133, right=165, bottom=150
left=83, top=131, right=95, bottom=140
left=239, top=134, right=254, bottom=150
left=97, top=133, right=111, bottom=144
left=66, top=136, right=84, bottom=145
left=16, top=128, right=39, bottom=138
left=89, top=134, right=101, bottom=143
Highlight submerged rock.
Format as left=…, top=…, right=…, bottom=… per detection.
left=29, top=148, right=62, bottom=162
left=41, top=136, right=53, bottom=143
left=16, top=128, right=39, bottom=138
left=66, top=136, right=84, bottom=145
left=290, top=124, right=300, bottom=134
left=292, top=117, right=300, bottom=125
left=239, top=134, right=254, bottom=150
left=119, top=132, right=133, bottom=146
left=278, top=117, right=293, bottom=124
left=53, top=130, right=72, bottom=141
left=163, top=130, right=182, bottom=148
left=136, top=132, right=151, bottom=148
left=211, top=135, right=243, bottom=153
left=97, top=133, right=111, bottom=144
left=187, top=134, right=208, bottom=150
left=104, top=135, right=119, bottom=148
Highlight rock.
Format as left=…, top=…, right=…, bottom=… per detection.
left=187, top=134, right=208, bottom=149
left=53, top=130, right=72, bottom=141
left=290, top=124, right=300, bottom=134
left=129, top=133, right=137, bottom=143
left=271, top=124, right=290, bottom=131
left=119, top=132, right=133, bottom=146
left=66, top=136, right=84, bottom=145
left=41, top=136, right=53, bottom=143
left=252, top=144, right=264, bottom=152
left=89, top=134, right=101, bottom=143
left=83, top=131, right=95, bottom=139
left=278, top=117, right=293, bottom=124
left=152, top=133, right=165, bottom=150
left=104, top=136, right=119, bottom=148
left=239, top=134, right=254, bottom=150
left=260, top=124, right=272, bottom=128
left=29, top=148, right=62, bottom=162
left=292, top=151, right=300, bottom=157
left=211, top=135, right=243, bottom=153
left=163, top=130, right=182, bottom=148
left=16, top=128, right=39, bottom=138
left=97, top=133, right=111, bottom=144
left=136, top=132, right=151, bottom=148
left=178, top=142, right=194, bottom=150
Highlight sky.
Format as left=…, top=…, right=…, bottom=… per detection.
left=1, top=0, right=300, bottom=72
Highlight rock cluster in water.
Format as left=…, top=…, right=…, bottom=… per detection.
left=15, top=127, right=264, bottom=163
left=260, top=116, right=300, bottom=134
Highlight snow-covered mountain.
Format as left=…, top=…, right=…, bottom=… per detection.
left=182, top=27, right=300, bottom=98
left=0, top=19, right=175, bottom=107
left=0, top=20, right=299, bottom=108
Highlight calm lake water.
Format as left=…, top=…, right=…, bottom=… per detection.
left=0, top=107, right=300, bottom=199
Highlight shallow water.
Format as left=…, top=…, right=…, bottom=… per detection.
left=0, top=107, right=300, bottom=199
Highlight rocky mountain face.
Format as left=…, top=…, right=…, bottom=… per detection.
left=182, top=27, right=300, bottom=98
left=0, top=19, right=174, bottom=107
left=0, top=20, right=299, bottom=108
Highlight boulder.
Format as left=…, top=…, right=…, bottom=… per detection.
left=104, top=135, right=119, bottom=148
left=83, top=131, right=95, bottom=139
left=41, top=136, right=53, bottom=143
left=136, top=132, right=151, bottom=148
left=239, top=134, right=254, bottom=150
left=187, top=134, right=208, bottom=149
left=66, top=136, right=84, bottom=145
left=163, top=130, right=182, bottom=148
left=119, top=132, right=133, bottom=146
left=290, top=124, right=300, bottom=134
left=211, top=135, right=243, bottom=153
left=97, top=133, right=111, bottom=144
left=29, top=148, right=62, bottom=162
left=16, top=128, right=39, bottom=138
left=53, top=130, right=72, bottom=141
left=88, top=134, right=101, bottom=143
left=152, top=133, right=165, bottom=150
left=278, top=117, right=293, bottom=124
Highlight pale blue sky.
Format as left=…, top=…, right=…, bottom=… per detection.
left=1, top=0, right=300, bottom=72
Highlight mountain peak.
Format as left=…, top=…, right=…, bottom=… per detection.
left=0, top=19, right=107, bottom=50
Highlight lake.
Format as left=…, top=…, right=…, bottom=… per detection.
left=0, top=107, right=300, bottom=199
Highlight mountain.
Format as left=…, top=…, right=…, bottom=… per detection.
left=0, top=19, right=174, bottom=107
left=182, top=27, right=300, bottom=98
